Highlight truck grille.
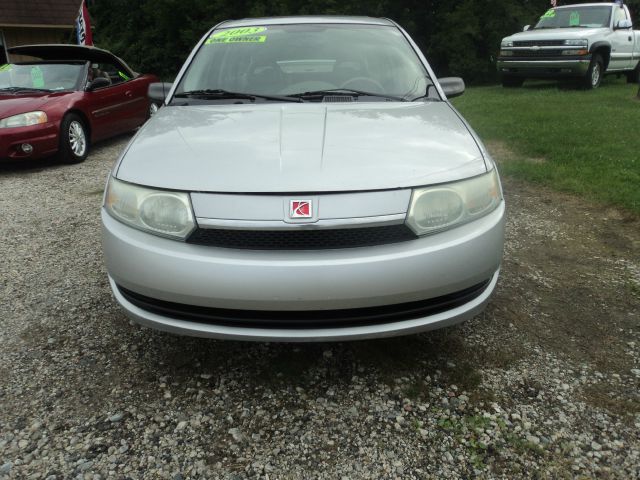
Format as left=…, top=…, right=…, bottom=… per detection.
left=514, top=40, right=565, bottom=47
left=186, top=224, right=418, bottom=250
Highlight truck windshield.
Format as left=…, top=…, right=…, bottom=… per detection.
left=174, top=24, right=434, bottom=102
left=0, top=62, right=84, bottom=91
left=534, top=6, right=612, bottom=29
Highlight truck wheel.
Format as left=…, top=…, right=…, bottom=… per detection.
left=58, top=114, right=89, bottom=164
left=502, top=75, right=524, bottom=88
left=583, top=54, right=603, bottom=89
left=626, top=62, right=640, bottom=84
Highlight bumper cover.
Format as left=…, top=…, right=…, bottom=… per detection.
left=0, top=123, right=58, bottom=161
left=102, top=202, right=505, bottom=341
left=497, top=58, right=591, bottom=77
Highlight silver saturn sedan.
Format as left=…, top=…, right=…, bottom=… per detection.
left=102, top=17, right=505, bottom=342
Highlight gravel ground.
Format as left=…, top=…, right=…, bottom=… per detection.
left=0, top=136, right=639, bottom=479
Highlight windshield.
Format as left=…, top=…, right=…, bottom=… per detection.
left=534, top=6, right=612, bottom=29
left=0, top=63, right=84, bottom=91
left=174, top=24, right=434, bottom=102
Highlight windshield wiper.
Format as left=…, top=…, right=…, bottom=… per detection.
left=0, top=86, right=52, bottom=93
left=173, top=89, right=301, bottom=103
left=286, top=89, right=407, bottom=102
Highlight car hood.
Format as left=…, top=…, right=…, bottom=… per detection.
left=503, top=27, right=608, bottom=44
left=0, top=91, right=70, bottom=119
left=116, top=102, right=487, bottom=193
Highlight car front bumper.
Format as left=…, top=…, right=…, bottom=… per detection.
left=0, top=123, right=59, bottom=161
left=497, top=58, right=591, bottom=77
left=102, top=202, right=505, bottom=342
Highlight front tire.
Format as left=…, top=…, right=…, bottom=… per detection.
left=59, top=114, right=89, bottom=164
left=583, top=54, right=604, bottom=90
left=501, top=75, right=524, bottom=88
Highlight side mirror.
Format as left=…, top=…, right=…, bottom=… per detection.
left=87, top=77, right=111, bottom=91
left=439, top=77, right=465, bottom=99
left=148, top=82, right=173, bottom=104
left=523, top=25, right=531, bottom=31
left=615, top=19, right=632, bottom=30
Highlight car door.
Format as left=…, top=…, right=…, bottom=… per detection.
left=86, top=62, right=148, bottom=140
left=610, top=6, right=634, bottom=70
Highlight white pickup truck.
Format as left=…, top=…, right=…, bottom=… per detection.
left=497, top=2, right=640, bottom=89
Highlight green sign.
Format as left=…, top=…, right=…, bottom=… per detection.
left=542, top=9, right=556, bottom=19
left=118, top=71, right=130, bottom=81
left=0, top=64, right=11, bottom=72
left=569, top=12, right=580, bottom=26
left=30, top=66, right=45, bottom=88
left=206, top=26, right=268, bottom=45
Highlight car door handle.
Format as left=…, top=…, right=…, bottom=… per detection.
left=125, top=90, right=133, bottom=97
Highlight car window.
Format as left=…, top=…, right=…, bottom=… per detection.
left=534, top=6, right=612, bottom=29
left=0, top=62, right=83, bottom=91
left=88, top=62, right=131, bottom=87
left=613, top=6, right=628, bottom=26
left=175, top=24, right=433, bottom=101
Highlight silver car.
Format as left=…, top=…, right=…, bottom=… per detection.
left=102, top=17, right=505, bottom=342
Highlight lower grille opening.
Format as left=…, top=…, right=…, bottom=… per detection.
left=117, top=279, right=491, bottom=330
left=186, top=224, right=418, bottom=250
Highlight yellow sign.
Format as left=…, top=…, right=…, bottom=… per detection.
left=206, top=27, right=267, bottom=45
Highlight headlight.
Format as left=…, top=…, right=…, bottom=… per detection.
left=500, top=50, right=514, bottom=57
left=501, top=40, right=514, bottom=48
left=105, top=176, right=195, bottom=240
left=0, top=111, right=47, bottom=128
left=406, top=169, right=502, bottom=236
left=564, top=39, right=588, bottom=47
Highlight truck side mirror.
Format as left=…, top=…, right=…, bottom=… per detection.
left=523, top=25, right=531, bottom=31
left=615, top=19, right=632, bottom=30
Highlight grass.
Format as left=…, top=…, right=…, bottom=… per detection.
left=452, top=76, right=640, bottom=213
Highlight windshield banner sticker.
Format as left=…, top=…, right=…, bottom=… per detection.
left=206, top=27, right=267, bottom=45
left=542, top=9, right=556, bottom=19
left=31, top=66, right=45, bottom=88
left=569, top=12, right=580, bottom=26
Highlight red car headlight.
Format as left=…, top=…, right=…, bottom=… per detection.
left=0, top=111, right=48, bottom=128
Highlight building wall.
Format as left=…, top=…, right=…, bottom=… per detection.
left=1, top=26, right=74, bottom=62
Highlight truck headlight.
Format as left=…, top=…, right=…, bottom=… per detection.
left=406, top=170, right=502, bottom=236
left=500, top=50, right=514, bottom=57
left=0, top=111, right=47, bottom=128
left=564, top=39, right=588, bottom=47
left=105, top=176, right=195, bottom=240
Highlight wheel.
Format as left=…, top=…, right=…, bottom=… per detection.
left=58, top=114, right=89, bottom=164
left=340, top=77, right=385, bottom=93
left=626, top=62, right=640, bottom=84
left=501, top=75, right=524, bottom=88
left=583, top=54, right=603, bottom=89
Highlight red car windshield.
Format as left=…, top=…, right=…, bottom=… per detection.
left=0, top=63, right=84, bottom=91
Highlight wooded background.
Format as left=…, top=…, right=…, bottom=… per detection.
left=88, top=0, right=640, bottom=84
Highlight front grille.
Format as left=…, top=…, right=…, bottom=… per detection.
left=117, top=279, right=491, bottom=330
left=186, top=224, right=418, bottom=250
left=514, top=40, right=565, bottom=47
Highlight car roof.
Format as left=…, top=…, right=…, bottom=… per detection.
left=216, top=16, right=396, bottom=29
left=555, top=3, right=616, bottom=8
left=7, top=44, right=136, bottom=76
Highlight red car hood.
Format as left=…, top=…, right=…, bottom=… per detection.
left=0, top=92, right=71, bottom=118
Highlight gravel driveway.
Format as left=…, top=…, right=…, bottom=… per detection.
left=1, top=136, right=639, bottom=479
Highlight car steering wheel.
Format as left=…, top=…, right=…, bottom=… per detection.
left=340, top=77, right=385, bottom=93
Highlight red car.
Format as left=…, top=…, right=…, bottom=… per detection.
left=0, top=44, right=159, bottom=163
